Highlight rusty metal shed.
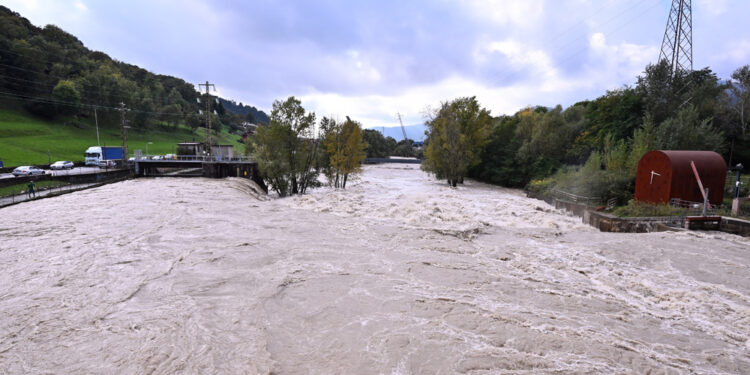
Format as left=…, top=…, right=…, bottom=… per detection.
left=634, top=150, right=727, bottom=205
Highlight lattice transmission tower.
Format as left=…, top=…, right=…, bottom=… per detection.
left=659, top=0, right=692, bottom=75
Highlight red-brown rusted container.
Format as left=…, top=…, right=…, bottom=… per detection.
left=634, top=150, right=727, bottom=205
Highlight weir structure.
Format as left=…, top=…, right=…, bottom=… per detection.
left=133, top=157, right=267, bottom=192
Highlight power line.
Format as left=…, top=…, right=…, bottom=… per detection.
left=0, top=89, right=186, bottom=116
left=0, top=60, right=198, bottom=105
left=487, top=0, right=658, bottom=88
left=0, top=63, right=194, bottom=106
left=0, top=75, right=191, bottom=115
left=488, top=0, right=663, bottom=90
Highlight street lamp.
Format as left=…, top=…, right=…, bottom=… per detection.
left=146, top=142, right=153, bottom=157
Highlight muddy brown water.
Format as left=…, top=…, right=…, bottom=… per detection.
left=1, top=164, right=748, bottom=374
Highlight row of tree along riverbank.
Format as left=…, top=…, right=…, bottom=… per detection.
left=245, top=60, right=749, bottom=208
left=417, top=61, right=749, bottom=211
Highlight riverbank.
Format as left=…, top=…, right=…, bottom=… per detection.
left=538, top=195, right=750, bottom=237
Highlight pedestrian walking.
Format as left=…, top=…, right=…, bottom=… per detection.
left=27, top=180, right=36, bottom=198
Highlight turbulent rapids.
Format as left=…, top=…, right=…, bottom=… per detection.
left=1, top=164, right=749, bottom=374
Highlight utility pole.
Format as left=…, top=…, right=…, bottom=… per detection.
left=198, top=81, right=216, bottom=158
left=659, top=0, right=693, bottom=76
left=118, top=102, right=130, bottom=165
left=94, top=107, right=100, bottom=146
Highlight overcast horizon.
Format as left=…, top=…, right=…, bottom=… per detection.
left=2, top=0, right=749, bottom=128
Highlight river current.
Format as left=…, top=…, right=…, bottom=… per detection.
left=0, top=164, right=748, bottom=374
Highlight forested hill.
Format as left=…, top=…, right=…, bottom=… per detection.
left=219, top=98, right=269, bottom=125
left=0, top=6, right=267, bottom=131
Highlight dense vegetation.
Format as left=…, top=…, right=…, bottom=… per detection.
left=451, top=61, right=750, bottom=204
left=0, top=6, right=266, bottom=165
left=219, top=98, right=269, bottom=126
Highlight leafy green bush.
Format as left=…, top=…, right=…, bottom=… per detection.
left=526, top=151, right=634, bottom=205
left=612, top=200, right=687, bottom=217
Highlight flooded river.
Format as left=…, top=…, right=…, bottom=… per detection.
left=1, top=164, right=749, bottom=374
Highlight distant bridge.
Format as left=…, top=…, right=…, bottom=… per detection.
left=363, top=158, right=421, bottom=164
left=134, top=156, right=267, bottom=192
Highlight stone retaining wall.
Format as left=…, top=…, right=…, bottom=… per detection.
left=543, top=195, right=750, bottom=237
left=720, top=217, right=750, bottom=237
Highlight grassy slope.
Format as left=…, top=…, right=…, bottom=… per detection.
left=0, top=109, right=244, bottom=167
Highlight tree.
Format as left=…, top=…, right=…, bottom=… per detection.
left=362, top=129, right=390, bottom=158
left=160, top=103, right=183, bottom=128
left=322, top=116, right=368, bottom=188
left=51, top=80, right=80, bottom=114
left=470, top=115, right=525, bottom=187
left=245, top=111, right=256, bottom=124
left=422, top=96, right=491, bottom=187
left=653, top=105, right=725, bottom=153
left=582, top=88, right=644, bottom=146
left=723, top=65, right=750, bottom=164
left=637, top=60, right=681, bottom=124
left=728, top=66, right=750, bottom=136
left=166, top=87, right=186, bottom=110
left=186, top=113, right=201, bottom=132
left=392, top=139, right=415, bottom=157
left=253, top=96, right=319, bottom=196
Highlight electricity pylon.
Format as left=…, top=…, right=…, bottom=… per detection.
left=659, top=0, right=692, bottom=75
left=198, top=81, right=216, bottom=156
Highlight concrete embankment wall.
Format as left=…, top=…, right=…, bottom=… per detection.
left=544, top=196, right=750, bottom=237
left=720, top=217, right=750, bottom=237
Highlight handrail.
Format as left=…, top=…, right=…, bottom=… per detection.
left=134, top=155, right=254, bottom=162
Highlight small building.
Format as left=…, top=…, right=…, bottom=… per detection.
left=177, top=142, right=205, bottom=156
left=212, top=144, right=234, bottom=160
left=634, top=150, right=727, bottom=205
left=177, top=142, right=234, bottom=160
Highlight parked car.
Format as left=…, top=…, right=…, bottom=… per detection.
left=164, top=154, right=176, bottom=160
left=98, top=160, right=117, bottom=168
left=50, top=160, right=74, bottom=170
left=12, top=166, right=45, bottom=176
left=151, top=155, right=164, bottom=160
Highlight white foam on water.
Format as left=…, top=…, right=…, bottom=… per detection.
left=0, top=166, right=748, bottom=373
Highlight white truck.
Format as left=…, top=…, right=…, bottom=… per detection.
left=85, top=146, right=124, bottom=166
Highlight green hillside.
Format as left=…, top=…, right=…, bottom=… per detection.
left=0, top=108, right=243, bottom=166
left=0, top=5, right=263, bottom=168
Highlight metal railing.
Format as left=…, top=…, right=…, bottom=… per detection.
left=0, top=183, right=92, bottom=207
left=669, top=198, right=724, bottom=216
left=1, top=172, right=132, bottom=208
left=134, top=155, right=253, bottom=162
left=550, top=188, right=603, bottom=206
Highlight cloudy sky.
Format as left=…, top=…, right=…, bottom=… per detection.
left=3, top=0, right=749, bottom=127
